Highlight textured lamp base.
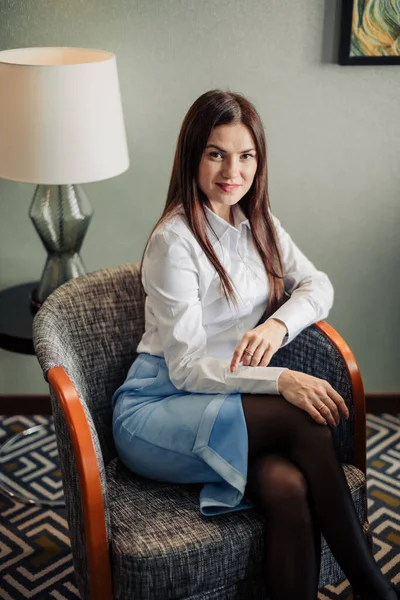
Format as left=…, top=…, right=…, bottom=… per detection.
left=29, top=184, right=93, bottom=307
left=30, top=252, right=87, bottom=310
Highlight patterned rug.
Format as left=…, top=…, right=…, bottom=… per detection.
left=0, top=413, right=399, bottom=599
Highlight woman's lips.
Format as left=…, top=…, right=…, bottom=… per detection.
left=216, top=183, right=240, bottom=192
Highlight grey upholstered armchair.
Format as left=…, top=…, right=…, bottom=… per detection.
left=33, top=262, right=370, bottom=600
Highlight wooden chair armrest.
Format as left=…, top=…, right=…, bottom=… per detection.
left=48, top=366, right=113, bottom=600
left=315, top=321, right=366, bottom=474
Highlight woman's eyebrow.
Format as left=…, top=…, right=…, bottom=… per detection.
left=206, top=144, right=256, bottom=153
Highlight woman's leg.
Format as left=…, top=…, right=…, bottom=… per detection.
left=245, top=453, right=321, bottom=600
left=242, top=394, right=396, bottom=600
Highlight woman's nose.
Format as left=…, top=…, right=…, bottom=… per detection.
left=221, top=157, right=239, bottom=179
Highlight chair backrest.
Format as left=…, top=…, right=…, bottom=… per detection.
left=33, top=262, right=145, bottom=465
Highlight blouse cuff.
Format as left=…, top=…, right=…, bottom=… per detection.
left=266, top=298, right=317, bottom=347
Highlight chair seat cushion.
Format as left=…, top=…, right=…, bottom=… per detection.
left=106, top=459, right=370, bottom=600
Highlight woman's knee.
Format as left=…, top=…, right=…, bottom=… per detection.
left=247, top=454, right=312, bottom=525
left=293, top=409, right=335, bottom=450
left=242, top=393, right=335, bottom=458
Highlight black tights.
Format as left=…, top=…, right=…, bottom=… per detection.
left=242, top=394, right=395, bottom=600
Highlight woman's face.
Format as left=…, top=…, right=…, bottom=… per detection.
left=197, top=123, right=258, bottom=217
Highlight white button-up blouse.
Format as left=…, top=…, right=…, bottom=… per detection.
left=136, top=203, right=334, bottom=396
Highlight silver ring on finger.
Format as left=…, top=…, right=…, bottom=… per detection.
left=244, top=349, right=254, bottom=356
left=316, top=404, right=325, bottom=411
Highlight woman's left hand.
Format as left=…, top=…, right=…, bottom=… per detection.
left=230, top=319, right=288, bottom=373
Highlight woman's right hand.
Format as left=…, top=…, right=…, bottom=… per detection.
left=277, top=369, right=349, bottom=427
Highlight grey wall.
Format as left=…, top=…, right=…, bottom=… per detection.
left=0, top=0, right=399, bottom=394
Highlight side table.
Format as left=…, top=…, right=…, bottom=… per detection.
left=0, top=282, right=65, bottom=506
left=0, top=282, right=37, bottom=354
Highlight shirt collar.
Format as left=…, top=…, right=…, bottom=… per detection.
left=204, top=203, right=250, bottom=240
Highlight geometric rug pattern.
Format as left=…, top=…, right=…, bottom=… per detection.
left=0, top=413, right=399, bottom=599
left=0, top=416, right=64, bottom=507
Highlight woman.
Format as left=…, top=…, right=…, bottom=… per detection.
left=112, top=90, right=398, bottom=600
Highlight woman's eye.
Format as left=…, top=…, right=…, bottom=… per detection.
left=208, top=151, right=255, bottom=160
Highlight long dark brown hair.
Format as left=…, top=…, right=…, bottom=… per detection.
left=140, top=89, right=286, bottom=317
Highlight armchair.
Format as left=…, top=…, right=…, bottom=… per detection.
left=33, top=262, right=370, bottom=600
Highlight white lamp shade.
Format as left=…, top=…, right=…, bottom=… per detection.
left=0, top=47, right=130, bottom=184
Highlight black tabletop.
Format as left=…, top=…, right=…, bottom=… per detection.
left=0, top=282, right=39, bottom=355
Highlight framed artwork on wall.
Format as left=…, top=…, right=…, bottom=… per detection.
left=339, top=0, right=400, bottom=65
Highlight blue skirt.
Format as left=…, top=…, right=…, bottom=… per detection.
left=111, top=352, right=254, bottom=516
